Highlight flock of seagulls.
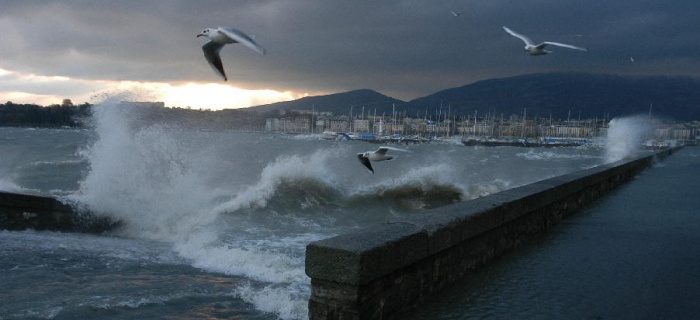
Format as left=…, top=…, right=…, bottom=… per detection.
left=196, top=12, right=588, bottom=174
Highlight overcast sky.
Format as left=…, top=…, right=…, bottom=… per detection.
left=1, top=0, right=698, bottom=109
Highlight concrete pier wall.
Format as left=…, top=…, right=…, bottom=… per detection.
left=305, top=147, right=680, bottom=320
left=0, top=191, right=115, bottom=232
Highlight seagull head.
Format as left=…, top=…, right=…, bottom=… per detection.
left=196, top=28, right=215, bottom=38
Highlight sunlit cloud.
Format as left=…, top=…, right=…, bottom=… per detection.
left=1, top=91, right=60, bottom=103
left=158, top=83, right=304, bottom=110
left=0, top=68, right=306, bottom=109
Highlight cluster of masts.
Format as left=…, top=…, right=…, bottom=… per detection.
left=269, top=105, right=614, bottom=140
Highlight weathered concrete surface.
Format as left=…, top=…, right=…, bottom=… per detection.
left=0, top=191, right=116, bottom=232
left=306, top=147, right=680, bottom=320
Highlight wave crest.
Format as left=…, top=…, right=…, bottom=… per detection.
left=347, top=164, right=466, bottom=212
left=210, top=149, right=343, bottom=215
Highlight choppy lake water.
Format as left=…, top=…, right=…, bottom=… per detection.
left=1, top=101, right=633, bottom=319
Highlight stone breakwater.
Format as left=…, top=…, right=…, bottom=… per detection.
left=305, top=147, right=680, bottom=320
left=0, top=192, right=116, bottom=233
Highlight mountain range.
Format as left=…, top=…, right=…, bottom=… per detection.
left=250, top=72, right=700, bottom=121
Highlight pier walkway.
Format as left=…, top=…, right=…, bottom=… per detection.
left=409, top=147, right=700, bottom=319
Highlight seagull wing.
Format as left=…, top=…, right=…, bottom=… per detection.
left=375, top=147, right=390, bottom=155
left=202, top=41, right=227, bottom=81
left=379, top=146, right=411, bottom=153
left=218, top=27, right=267, bottom=55
left=357, top=154, right=374, bottom=174
left=543, top=41, right=587, bottom=51
left=503, top=26, right=534, bottom=46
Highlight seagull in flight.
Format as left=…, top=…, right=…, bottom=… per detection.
left=197, top=26, right=266, bottom=81
left=503, top=26, right=587, bottom=56
left=451, top=11, right=464, bottom=17
left=357, top=147, right=396, bottom=174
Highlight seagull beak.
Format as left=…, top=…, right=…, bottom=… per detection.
left=196, top=33, right=205, bottom=38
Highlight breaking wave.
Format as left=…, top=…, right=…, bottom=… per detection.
left=65, top=97, right=597, bottom=319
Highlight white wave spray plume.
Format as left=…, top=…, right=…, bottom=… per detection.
left=71, top=98, right=346, bottom=319
left=604, top=115, right=652, bottom=163
left=71, top=97, right=225, bottom=241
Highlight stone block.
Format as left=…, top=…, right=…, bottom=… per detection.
left=306, top=222, right=428, bottom=285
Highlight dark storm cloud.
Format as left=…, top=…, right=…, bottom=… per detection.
left=1, top=0, right=698, bottom=101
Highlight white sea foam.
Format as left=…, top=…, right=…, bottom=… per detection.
left=284, top=133, right=324, bottom=141
left=235, top=283, right=309, bottom=319
left=516, top=149, right=600, bottom=161
left=12, top=306, right=64, bottom=320
left=25, top=159, right=87, bottom=167
left=169, top=216, right=320, bottom=320
left=173, top=230, right=306, bottom=284
left=465, top=179, right=511, bottom=200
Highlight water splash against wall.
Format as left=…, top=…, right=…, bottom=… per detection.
left=604, top=115, right=652, bottom=163
left=64, top=96, right=605, bottom=319
left=69, top=97, right=339, bottom=319
left=72, top=97, right=225, bottom=240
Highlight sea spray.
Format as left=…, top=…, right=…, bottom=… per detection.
left=72, top=99, right=225, bottom=240
left=605, top=115, right=652, bottom=163
left=72, top=101, right=347, bottom=318
left=0, top=178, right=25, bottom=193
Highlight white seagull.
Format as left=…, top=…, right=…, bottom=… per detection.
left=503, top=26, right=587, bottom=56
left=357, top=147, right=395, bottom=174
left=451, top=11, right=464, bottom=17
left=197, top=27, right=266, bottom=81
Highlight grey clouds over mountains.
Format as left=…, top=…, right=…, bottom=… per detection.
left=1, top=0, right=699, bottom=103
